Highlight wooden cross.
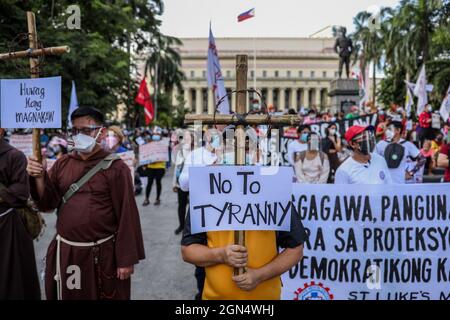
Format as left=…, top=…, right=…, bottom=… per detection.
left=185, top=55, right=301, bottom=275
left=0, top=11, right=70, bottom=162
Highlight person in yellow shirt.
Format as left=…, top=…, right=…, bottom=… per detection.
left=180, top=126, right=307, bottom=300
left=142, top=128, right=166, bottom=206
left=181, top=208, right=307, bottom=300
left=431, top=133, right=444, bottom=155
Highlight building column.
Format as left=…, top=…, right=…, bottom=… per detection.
left=208, top=88, right=214, bottom=114
left=315, top=88, right=321, bottom=109
left=291, top=89, right=298, bottom=110
left=279, top=89, right=286, bottom=111
left=324, top=89, right=330, bottom=108
left=195, top=88, right=202, bottom=114
left=303, top=88, right=310, bottom=108
left=268, top=88, right=274, bottom=107
left=184, top=89, right=191, bottom=111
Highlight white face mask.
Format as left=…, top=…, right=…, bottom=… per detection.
left=329, top=129, right=336, bottom=136
left=70, top=130, right=102, bottom=154
left=385, top=129, right=395, bottom=142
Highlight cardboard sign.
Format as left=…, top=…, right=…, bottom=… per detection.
left=189, top=166, right=293, bottom=234
left=138, top=138, right=169, bottom=165
left=0, top=76, right=61, bottom=128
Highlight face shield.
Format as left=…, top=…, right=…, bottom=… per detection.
left=308, top=134, right=321, bottom=152
left=352, top=130, right=375, bottom=156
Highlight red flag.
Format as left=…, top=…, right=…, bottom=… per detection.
left=135, top=78, right=154, bottom=125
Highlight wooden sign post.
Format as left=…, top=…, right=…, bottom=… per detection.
left=185, top=55, right=301, bottom=275
left=0, top=11, right=70, bottom=162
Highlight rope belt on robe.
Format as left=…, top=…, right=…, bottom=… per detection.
left=54, top=233, right=115, bottom=300
left=0, top=208, right=13, bottom=218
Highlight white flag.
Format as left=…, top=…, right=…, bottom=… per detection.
left=405, top=81, right=433, bottom=93
left=207, top=24, right=230, bottom=114
left=405, top=82, right=414, bottom=117
left=440, top=84, right=450, bottom=122
left=414, top=65, right=428, bottom=115
left=68, top=80, right=79, bottom=128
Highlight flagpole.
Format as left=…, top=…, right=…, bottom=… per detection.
left=154, top=57, right=158, bottom=122
left=253, top=37, right=257, bottom=91
left=252, top=11, right=257, bottom=111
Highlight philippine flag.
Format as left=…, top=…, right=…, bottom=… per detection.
left=238, top=8, right=255, bottom=22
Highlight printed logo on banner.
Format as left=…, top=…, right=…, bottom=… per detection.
left=293, top=282, right=334, bottom=300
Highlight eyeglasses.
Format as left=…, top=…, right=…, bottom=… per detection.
left=69, top=126, right=102, bottom=136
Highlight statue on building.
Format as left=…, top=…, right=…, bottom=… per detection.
left=333, top=27, right=353, bottom=79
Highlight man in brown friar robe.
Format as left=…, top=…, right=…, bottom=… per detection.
left=27, top=107, right=145, bottom=300
left=0, top=128, right=41, bottom=300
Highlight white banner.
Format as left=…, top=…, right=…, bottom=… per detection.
left=138, top=138, right=169, bottom=166
left=282, top=183, right=450, bottom=300
left=0, top=76, right=61, bottom=128
left=189, top=166, right=293, bottom=234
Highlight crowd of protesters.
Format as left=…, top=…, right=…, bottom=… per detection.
left=1, top=101, right=449, bottom=300
left=3, top=101, right=449, bottom=197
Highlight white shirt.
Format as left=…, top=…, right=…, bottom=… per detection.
left=375, top=139, right=420, bottom=184
left=178, top=147, right=217, bottom=192
left=335, top=153, right=393, bottom=185
left=294, top=153, right=330, bottom=184
left=287, top=140, right=308, bottom=166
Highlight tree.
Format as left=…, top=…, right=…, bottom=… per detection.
left=139, top=34, right=185, bottom=126
left=352, top=0, right=450, bottom=108
left=351, top=7, right=393, bottom=106
left=0, top=0, right=183, bottom=127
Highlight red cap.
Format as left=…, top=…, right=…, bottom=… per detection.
left=345, top=125, right=375, bottom=142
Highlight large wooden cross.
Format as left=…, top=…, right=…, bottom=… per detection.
left=0, top=11, right=70, bottom=162
left=185, top=55, right=301, bottom=275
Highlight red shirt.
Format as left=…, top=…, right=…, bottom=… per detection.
left=440, top=143, right=450, bottom=182
left=419, top=112, right=431, bottom=129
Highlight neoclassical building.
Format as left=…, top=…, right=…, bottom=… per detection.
left=172, top=37, right=341, bottom=114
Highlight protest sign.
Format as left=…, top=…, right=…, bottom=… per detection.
left=262, top=113, right=379, bottom=166
left=9, top=134, right=33, bottom=156
left=118, top=151, right=135, bottom=181
left=306, top=113, right=378, bottom=140
left=432, top=113, right=441, bottom=130
left=0, top=76, right=61, bottom=128
left=189, top=166, right=293, bottom=234
left=138, top=138, right=169, bottom=166
left=282, top=183, right=450, bottom=300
